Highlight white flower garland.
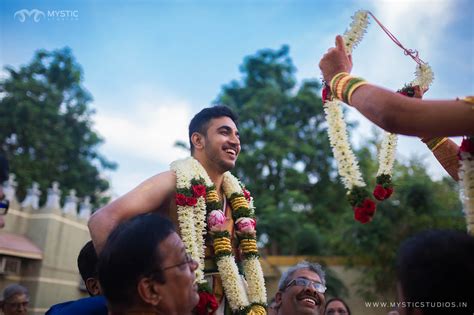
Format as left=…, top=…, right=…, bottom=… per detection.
left=171, top=157, right=267, bottom=313
left=325, top=10, right=434, bottom=208
left=172, top=158, right=209, bottom=283
left=459, top=152, right=474, bottom=234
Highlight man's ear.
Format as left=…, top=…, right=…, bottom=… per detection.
left=85, top=277, right=102, bottom=296
left=275, top=291, right=283, bottom=308
left=137, top=277, right=163, bottom=306
left=191, top=132, right=205, bottom=151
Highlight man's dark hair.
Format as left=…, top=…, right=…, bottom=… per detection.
left=188, top=105, right=238, bottom=154
left=397, top=230, right=474, bottom=315
left=77, top=240, right=98, bottom=282
left=98, top=213, right=175, bottom=309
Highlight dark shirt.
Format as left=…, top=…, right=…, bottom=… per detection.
left=0, top=154, right=8, bottom=183
left=45, top=296, right=107, bottom=315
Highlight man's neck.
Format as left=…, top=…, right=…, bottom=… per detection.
left=194, top=156, right=226, bottom=195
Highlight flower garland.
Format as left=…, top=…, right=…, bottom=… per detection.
left=171, top=157, right=267, bottom=315
left=323, top=10, right=434, bottom=223
left=458, top=97, right=474, bottom=235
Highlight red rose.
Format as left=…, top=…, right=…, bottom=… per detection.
left=354, top=207, right=371, bottom=224
left=195, top=291, right=219, bottom=315
left=459, top=138, right=474, bottom=154
left=364, top=199, right=376, bottom=215
left=322, top=85, right=331, bottom=103
left=243, top=189, right=251, bottom=201
left=192, top=185, right=207, bottom=198
left=176, top=193, right=187, bottom=206
left=186, top=196, right=198, bottom=206
left=373, top=184, right=387, bottom=201
left=384, top=187, right=394, bottom=199
left=354, top=198, right=377, bottom=223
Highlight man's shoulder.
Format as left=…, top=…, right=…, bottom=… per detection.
left=45, top=296, right=107, bottom=315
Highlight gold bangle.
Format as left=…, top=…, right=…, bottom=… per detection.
left=336, top=76, right=352, bottom=100
left=431, top=137, right=449, bottom=152
left=347, top=81, right=369, bottom=104
left=330, top=72, right=349, bottom=91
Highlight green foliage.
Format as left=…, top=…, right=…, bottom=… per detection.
left=0, top=47, right=116, bottom=207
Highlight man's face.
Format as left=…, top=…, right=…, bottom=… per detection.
left=276, top=268, right=326, bottom=315
left=201, top=116, right=240, bottom=172
left=2, top=293, right=29, bottom=315
left=156, top=232, right=200, bottom=314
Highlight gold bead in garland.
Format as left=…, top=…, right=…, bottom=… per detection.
left=206, top=190, right=219, bottom=203
left=213, top=237, right=232, bottom=256
left=231, top=196, right=248, bottom=210
left=248, top=305, right=267, bottom=315
left=240, top=238, right=259, bottom=255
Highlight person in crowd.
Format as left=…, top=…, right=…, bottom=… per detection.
left=0, top=284, right=29, bottom=315
left=45, top=241, right=107, bottom=314
left=396, top=230, right=474, bottom=315
left=324, top=297, right=351, bottom=315
left=273, top=261, right=327, bottom=315
left=98, top=213, right=199, bottom=315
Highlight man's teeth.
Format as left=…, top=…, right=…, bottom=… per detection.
left=225, top=149, right=235, bottom=154
left=303, top=298, right=316, bottom=305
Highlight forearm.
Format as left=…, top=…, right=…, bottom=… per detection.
left=350, top=85, right=474, bottom=137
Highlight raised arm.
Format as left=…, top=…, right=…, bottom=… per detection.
left=319, top=35, right=474, bottom=138
left=88, top=170, right=176, bottom=252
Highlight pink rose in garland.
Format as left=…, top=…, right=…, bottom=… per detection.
left=192, top=185, right=207, bottom=198
left=207, top=210, right=226, bottom=232
left=236, top=217, right=256, bottom=233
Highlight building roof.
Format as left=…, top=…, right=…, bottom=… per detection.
left=0, top=232, right=43, bottom=260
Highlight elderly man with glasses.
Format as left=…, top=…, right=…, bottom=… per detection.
left=273, top=261, right=327, bottom=315
left=98, top=213, right=200, bottom=315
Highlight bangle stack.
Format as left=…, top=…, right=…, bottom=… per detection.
left=330, top=72, right=368, bottom=105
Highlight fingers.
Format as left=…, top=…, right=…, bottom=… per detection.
left=335, top=35, right=345, bottom=51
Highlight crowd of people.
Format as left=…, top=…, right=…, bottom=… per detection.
left=1, top=33, right=473, bottom=315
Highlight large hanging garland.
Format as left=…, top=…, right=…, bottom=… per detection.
left=322, top=10, right=434, bottom=223
left=171, top=157, right=267, bottom=315
left=458, top=97, right=474, bottom=235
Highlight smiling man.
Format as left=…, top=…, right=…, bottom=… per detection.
left=274, top=261, right=327, bottom=315
left=89, top=105, right=266, bottom=314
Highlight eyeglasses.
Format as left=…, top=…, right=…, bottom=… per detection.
left=326, top=309, right=348, bottom=315
left=285, top=277, right=327, bottom=293
left=162, top=252, right=196, bottom=271
left=0, top=198, right=9, bottom=215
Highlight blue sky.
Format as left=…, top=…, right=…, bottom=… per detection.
left=1, top=0, right=473, bottom=198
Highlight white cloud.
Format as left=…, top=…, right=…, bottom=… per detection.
left=94, top=89, right=192, bottom=165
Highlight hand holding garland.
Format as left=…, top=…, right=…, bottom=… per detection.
left=320, top=36, right=474, bottom=138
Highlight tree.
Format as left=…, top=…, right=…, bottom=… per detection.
left=216, top=45, right=346, bottom=255
left=0, top=47, right=116, bottom=206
